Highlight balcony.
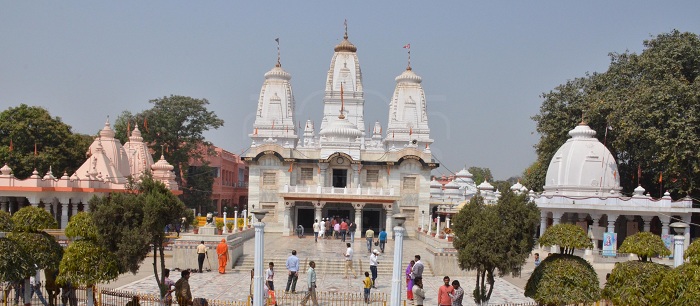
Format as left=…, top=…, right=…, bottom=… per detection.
left=280, top=184, right=400, bottom=202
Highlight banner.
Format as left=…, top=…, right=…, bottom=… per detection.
left=602, top=232, right=617, bottom=257
left=662, top=234, right=674, bottom=258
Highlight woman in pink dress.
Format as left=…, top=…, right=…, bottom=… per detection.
left=406, top=260, right=415, bottom=300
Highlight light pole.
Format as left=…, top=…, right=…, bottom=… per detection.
left=233, top=210, right=239, bottom=233
left=670, top=222, right=689, bottom=268
left=243, top=209, right=248, bottom=229
left=421, top=210, right=425, bottom=232
left=223, top=206, right=227, bottom=234
left=390, top=214, right=407, bottom=306
left=251, top=209, right=268, bottom=306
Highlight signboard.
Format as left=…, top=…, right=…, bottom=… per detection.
left=662, top=234, right=674, bottom=258
left=602, top=232, right=617, bottom=257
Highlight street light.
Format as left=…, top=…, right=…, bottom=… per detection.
left=670, top=222, right=689, bottom=268
left=251, top=209, right=268, bottom=306
left=390, top=214, right=407, bottom=306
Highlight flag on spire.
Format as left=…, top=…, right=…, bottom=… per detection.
left=409, top=127, right=413, bottom=136
left=127, top=120, right=131, bottom=137
left=403, top=43, right=410, bottom=49
left=288, top=161, right=294, bottom=173
left=144, top=117, right=149, bottom=132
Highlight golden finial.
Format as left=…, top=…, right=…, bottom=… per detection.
left=579, top=112, right=587, bottom=125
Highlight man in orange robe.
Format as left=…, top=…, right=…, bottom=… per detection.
left=216, top=238, right=228, bottom=274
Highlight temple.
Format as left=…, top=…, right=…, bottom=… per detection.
left=0, top=119, right=180, bottom=228
left=245, top=27, right=438, bottom=236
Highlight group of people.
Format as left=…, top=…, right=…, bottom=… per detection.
left=2, top=270, right=77, bottom=306
left=311, top=217, right=358, bottom=242
left=194, top=239, right=229, bottom=274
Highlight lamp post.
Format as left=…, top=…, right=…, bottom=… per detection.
left=390, top=214, right=407, bottom=306
left=421, top=210, right=425, bottom=232
left=251, top=209, right=268, bottom=306
left=233, top=210, right=239, bottom=233
left=670, top=222, right=689, bottom=268
left=223, top=206, right=227, bottom=234
left=243, top=209, right=248, bottom=229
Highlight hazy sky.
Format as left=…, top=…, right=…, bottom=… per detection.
left=1, top=1, right=699, bottom=180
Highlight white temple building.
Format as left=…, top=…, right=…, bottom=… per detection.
left=245, top=28, right=438, bottom=236
left=530, top=122, right=699, bottom=251
left=0, top=119, right=180, bottom=228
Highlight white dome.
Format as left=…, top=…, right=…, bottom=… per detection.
left=543, top=123, right=622, bottom=197
left=477, top=180, right=495, bottom=191
left=264, top=65, right=291, bottom=81
left=395, top=68, right=422, bottom=84
left=511, top=181, right=523, bottom=191
left=319, top=116, right=362, bottom=140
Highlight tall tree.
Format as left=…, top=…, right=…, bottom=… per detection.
left=0, top=104, right=92, bottom=179
left=452, top=189, right=539, bottom=304
left=526, top=30, right=700, bottom=198
left=114, top=95, right=223, bottom=209
left=468, top=166, right=494, bottom=186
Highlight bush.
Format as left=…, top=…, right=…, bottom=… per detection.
left=525, top=254, right=600, bottom=305
left=602, top=261, right=671, bottom=306
left=11, top=206, right=58, bottom=232
left=685, top=239, right=700, bottom=265
left=618, top=232, right=670, bottom=261
left=651, top=263, right=700, bottom=305
left=538, top=224, right=592, bottom=255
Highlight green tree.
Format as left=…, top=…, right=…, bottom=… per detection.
left=525, top=254, right=601, bottom=305
left=603, top=261, right=670, bottom=306
left=649, top=239, right=700, bottom=304
left=527, top=224, right=600, bottom=305
left=452, top=189, right=539, bottom=304
left=58, top=211, right=119, bottom=306
left=527, top=30, right=700, bottom=198
left=468, top=166, right=493, bottom=186
left=184, top=164, right=216, bottom=213
left=618, top=232, right=671, bottom=262
left=0, top=104, right=92, bottom=179
left=0, top=210, right=12, bottom=231
left=0, top=237, right=32, bottom=284
left=538, top=224, right=593, bottom=255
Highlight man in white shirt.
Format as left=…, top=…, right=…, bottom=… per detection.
left=312, top=219, right=320, bottom=243
left=344, top=243, right=357, bottom=279
left=369, top=249, right=379, bottom=288
left=319, top=219, right=326, bottom=239
left=30, top=269, right=48, bottom=306
left=410, top=254, right=424, bottom=281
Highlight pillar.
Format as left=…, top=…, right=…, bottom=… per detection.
left=420, top=210, right=425, bottom=231
left=389, top=215, right=406, bottom=306
left=351, top=164, right=360, bottom=188
left=384, top=204, right=393, bottom=238
left=61, top=203, right=69, bottom=229
left=446, top=216, right=451, bottom=229
left=243, top=209, right=248, bottom=228
left=680, top=215, right=691, bottom=248
left=436, top=217, right=441, bottom=236
left=661, top=215, right=670, bottom=237
left=283, top=203, right=292, bottom=236
left=223, top=212, right=227, bottom=233
left=641, top=216, right=653, bottom=232
left=315, top=204, right=323, bottom=224
left=539, top=211, right=548, bottom=238
left=590, top=214, right=601, bottom=251
left=233, top=211, right=239, bottom=233
left=607, top=214, right=618, bottom=233
left=354, top=203, right=364, bottom=236
left=674, top=233, right=685, bottom=268
left=252, top=211, right=267, bottom=306
left=550, top=212, right=562, bottom=254
left=319, top=163, right=329, bottom=187
left=0, top=197, right=8, bottom=212
left=72, top=202, right=79, bottom=217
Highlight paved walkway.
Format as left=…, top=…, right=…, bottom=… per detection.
left=115, top=233, right=535, bottom=305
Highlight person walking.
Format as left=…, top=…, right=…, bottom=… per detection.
left=319, top=218, right=326, bottom=240
left=30, top=270, right=48, bottom=306
left=266, top=262, right=275, bottom=291
left=412, top=278, right=425, bottom=306
left=437, top=276, right=454, bottom=306
left=163, top=269, right=176, bottom=306
left=216, top=238, right=228, bottom=274
left=300, top=261, right=319, bottom=306
left=333, top=222, right=340, bottom=240
left=406, top=260, right=415, bottom=301
left=378, top=229, right=388, bottom=253
left=312, top=219, right=320, bottom=242
left=369, top=249, right=379, bottom=288
left=340, top=219, right=349, bottom=242
left=449, top=280, right=464, bottom=306
left=349, top=221, right=357, bottom=242
left=344, top=243, right=357, bottom=279
left=365, top=227, right=375, bottom=253
left=196, top=241, right=207, bottom=273
left=285, top=250, right=300, bottom=293
left=410, top=255, right=424, bottom=282
left=363, top=271, right=372, bottom=304
left=175, top=270, right=192, bottom=306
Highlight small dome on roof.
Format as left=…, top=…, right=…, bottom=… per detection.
left=430, top=178, right=443, bottom=188
left=334, top=34, right=357, bottom=53
left=633, top=185, right=646, bottom=197
left=477, top=180, right=495, bottom=191
left=395, top=68, right=422, bottom=84
left=264, top=66, right=291, bottom=80
left=0, top=164, right=11, bottom=175
left=99, top=118, right=116, bottom=138
left=319, top=116, right=362, bottom=140
left=511, top=181, right=523, bottom=191
left=456, top=167, right=473, bottom=178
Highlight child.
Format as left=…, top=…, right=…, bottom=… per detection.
left=363, top=271, right=372, bottom=304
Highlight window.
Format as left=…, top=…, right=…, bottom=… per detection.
left=402, top=176, right=417, bottom=190
left=263, top=172, right=276, bottom=186
left=366, top=170, right=379, bottom=183
left=300, top=168, right=314, bottom=182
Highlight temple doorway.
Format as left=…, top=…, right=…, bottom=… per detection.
left=296, top=208, right=315, bottom=234
left=362, top=210, right=381, bottom=235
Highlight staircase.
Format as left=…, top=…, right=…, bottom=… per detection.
left=231, top=255, right=434, bottom=277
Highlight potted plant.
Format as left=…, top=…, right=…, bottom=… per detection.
left=237, top=218, right=244, bottom=231
left=192, top=218, right=200, bottom=234
left=247, top=215, right=253, bottom=228
left=226, top=222, right=234, bottom=233
left=431, top=225, right=437, bottom=236
left=216, top=220, right=225, bottom=235
left=443, top=228, right=453, bottom=241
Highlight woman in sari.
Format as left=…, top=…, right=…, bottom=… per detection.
left=406, top=260, right=415, bottom=300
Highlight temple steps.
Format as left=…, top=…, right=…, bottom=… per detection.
left=231, top=255, right=434, bottom=276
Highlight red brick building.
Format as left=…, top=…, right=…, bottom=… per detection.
left=190, top=146, right=248, bottom=215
